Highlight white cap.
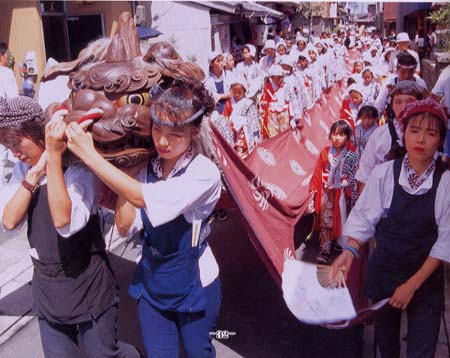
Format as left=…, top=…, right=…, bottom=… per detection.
left=269, top=64, right=283, bottom=77
left=396, top=32, right=410, bottom=43
left=279, top=54, right=294, bottom=67
left=296, top=34, right=308, bottom=44
left=229, top=75, right=248, bottom=91
left=263, top=39, right=276, bottom=53
left=347, top=83, right=364, bottom=96
left=277, top=40, right=287, bottom=50
left=244, top=44, right=256, bottom=58
left=208, top=50, right=222, bottom=64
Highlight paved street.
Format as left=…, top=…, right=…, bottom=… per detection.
left=0, top=208, right=448, bottom=357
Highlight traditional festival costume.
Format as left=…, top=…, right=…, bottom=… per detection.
left=221, top=96, right=262, bottom=158
left=127, top=146, right=222, bottom=357
left=310, top=145, right=359, bottom=263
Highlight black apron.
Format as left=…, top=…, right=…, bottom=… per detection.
left=27, top=184, right=118, bottom=324
left=365, top=158, right=444, bottom=309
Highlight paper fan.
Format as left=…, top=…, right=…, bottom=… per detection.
left=316, top=264, right=346, bottom=289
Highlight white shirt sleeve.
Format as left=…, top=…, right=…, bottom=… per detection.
left=0, top=161, right=29, bottom=234
left=55, top=164, right=101, bottom=238
left=355, top=125, right=390, bottom=183
left=432, top=67, right=450, bottom=97
left=142, top=155, right=221, bottom=227
left=344, top=161, right=393, bottom=243
left=430, top=171, right=450, bottom=263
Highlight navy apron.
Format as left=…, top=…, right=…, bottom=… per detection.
left=365, top=158, right=444, bottom=307
left=129, top=159, right=206, bottom=313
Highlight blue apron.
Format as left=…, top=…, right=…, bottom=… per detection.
left=129, top=160, right=207, bottom=313
left=365, top=158, right=444, bottom=307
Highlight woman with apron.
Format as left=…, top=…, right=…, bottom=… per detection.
left=0, top=96, right=140, bottom=357
left=65, top=78, right=222, bottom=357
left=331, top=98, right=450, bottom=358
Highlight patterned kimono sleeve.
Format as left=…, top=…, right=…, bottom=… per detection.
left=245, top=102, right=262, bottom=149
left=287, top=84, right=303, bottom=120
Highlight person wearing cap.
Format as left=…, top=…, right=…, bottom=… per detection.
left=331, top=98, right=450, bottom=358
left=360, top=67, right=380, bottom=105
left=295, top=54, right=314, bottom=111
left=275, top=41, right=288, bottom=63
left=388, top=32, right=420, bottom=75
left=352, top=59, right=365, bottom=75
left=218, top=75, right=261, bottom=158
left=259, top=39, right=277, bottom=75
left=315, top=41, right=333, bottom=91
left=204, top=51, right=232, bottom=115
left=307, top=47, right=326, bottom=103
left=0, top=96, right=141, bottom=357
left=356, top=81, right=426, bottom=187
left=65, top=78, right=222, bottom=357
left=289, top=35, right=309, bottom=63
left=279, top=55, right=304, bottom=129
left=374, top=52, right=427, bottom=115
left=223, top=52, right=235, bottom=77
left=236, top=44, right=264, bottom=100
left=260, top=64, right=295, bottom=138
left=376, top=47, right=395, bottom=78
left=340, top=84, right=364, bottom=131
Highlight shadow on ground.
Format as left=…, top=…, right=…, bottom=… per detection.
left=209, top=210, right=363, bottom=358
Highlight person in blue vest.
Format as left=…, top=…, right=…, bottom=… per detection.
left=65, top=78, right=222, bottom=357
left=331, top=98, right=450, bottom=358
left=0, top=96, right=140, bottom=357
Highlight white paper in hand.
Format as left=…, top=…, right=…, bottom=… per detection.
left=282, top=258, right=357, bottom=325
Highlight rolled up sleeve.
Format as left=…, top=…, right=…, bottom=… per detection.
left=56, top=165, right=100, bottom=238
left=142, top=157, right=221, bottom=227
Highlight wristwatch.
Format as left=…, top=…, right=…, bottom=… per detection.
left=22, top=179, right=40, bottom=194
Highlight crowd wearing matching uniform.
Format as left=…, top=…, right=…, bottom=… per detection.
left=206, top=27, right=450, bottom=358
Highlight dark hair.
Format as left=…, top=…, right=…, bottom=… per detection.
left=329, top=120, right=353, bottom=140
left=347, top=77, right=357, bottom=86
left=404, top=112, right=446, bottom=148
left=357, top=105, right=379, bottom=119
left=397, top=52, right=417, bottom=68
left=0, top=120, right=44, bottom=150
left=387, top=112, right=447, bottom=169
left=0, top=42, right=7, bottom=56
left=151, top=78, right=215, bottom=127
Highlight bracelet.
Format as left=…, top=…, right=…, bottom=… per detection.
left=343, top=245, right=359, bottom=259
left=22, top=179, right=40, bottom=194
left=347, top=238, right=362, bottom=249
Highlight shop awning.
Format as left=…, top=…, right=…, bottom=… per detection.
left=194, top=1, right=284, bottom=19
left=240, top=2, right=284, bottom=19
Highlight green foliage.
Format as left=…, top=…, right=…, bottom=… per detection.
left=427, top=4, right=450, bottom=27
left=427, top=4, right=450, bottom=51
left=7, top=49, right=15, bottom=69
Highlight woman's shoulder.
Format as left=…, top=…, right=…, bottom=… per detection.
left=188, top=154, right=221, bottom=180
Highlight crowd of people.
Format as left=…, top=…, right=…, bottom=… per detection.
left=0, top=24, right=448, bottom=358
left=204, top=28, right=450, bottom=358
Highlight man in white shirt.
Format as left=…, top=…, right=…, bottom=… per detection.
left=374, top=52, right=427, bottom=115
left=388, top=32, right=421, bottom=75
left=431, top=66, right=450, bottom=160
left=0, top=42, right=19, bottom=184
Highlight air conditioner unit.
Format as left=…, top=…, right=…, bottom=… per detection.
left=135, top=5, right=146, bottom=26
